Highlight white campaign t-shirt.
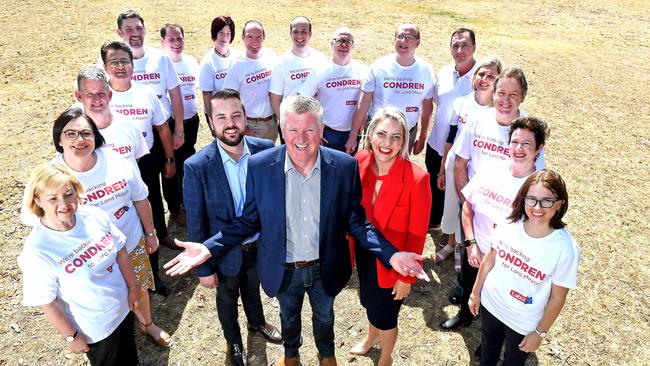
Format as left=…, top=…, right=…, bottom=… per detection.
left=298, top=59, right=369, bottom=131
left=172, top=55, right=200, bottom=119
left=223, top=49, right=277, bottom=118
left=99, top=116, right=149, bottom=165
left=53, top=149, right=149, bottom=253
left=448, top=92, right=488, bottom=140
left=269, top=48, right=329, bottom=99
left=109, top=83, right=169, bottom=149
left=362, top=54, right=436, bottom=129
left=481, top=221, right=580, bottom=335
left=131, top=47, right=181, bottom=116
left=427, top=63, right=478, bottom=154
left=18, top=205, right=130, bottom=343
left=462, top=171, right=529, bottom=254
left=199, top=48, right=242, bottom=93
left=453, top=108, right=545, bottom=180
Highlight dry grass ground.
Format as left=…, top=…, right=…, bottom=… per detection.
left=0, top=0, right=648, bottom=365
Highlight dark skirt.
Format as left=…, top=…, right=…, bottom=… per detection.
left=356, top=247, right=404, bottom=330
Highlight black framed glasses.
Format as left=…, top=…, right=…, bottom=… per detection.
left=106, top=58, right=132, bottom=68
left=333, top=38, right=354, bottom=46
left=63, top=129, right=94, bottom=140
left=524, top=196, right=558, bottom=208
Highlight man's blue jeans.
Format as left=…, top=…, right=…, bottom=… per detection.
left=276, top=264, right=335, bottom=358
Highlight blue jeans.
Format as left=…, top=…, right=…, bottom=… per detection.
left=276, top=264, right=335, bottom=358
left=323, top=126, right=350, bottom=152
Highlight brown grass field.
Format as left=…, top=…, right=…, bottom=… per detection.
left=1, top=0, right=649, bottom=365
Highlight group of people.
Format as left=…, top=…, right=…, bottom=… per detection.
left=18, top=9, right=581, bottom=366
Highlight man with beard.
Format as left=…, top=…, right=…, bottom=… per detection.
left=183, top=89, right=280, bottom=366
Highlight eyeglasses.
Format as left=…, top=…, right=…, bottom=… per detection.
left=63, top=129, right=94, bottom=140
left=333, top=38, right=354, bottom=46
left=395, top=33, right=418, bottom=41
left=106, top=58, right=132, bottom=68
left=524, top=196, right=558, bottom=208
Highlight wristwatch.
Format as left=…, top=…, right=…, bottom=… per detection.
left=65, top=330, right=78, bottom=343
left=464, top=239, right=477, bottom=246
left=535, top=327, right=548, bottom=338
left=165, top=156, right=175, bottom=163
left=145, top=229, right=157, bottom=238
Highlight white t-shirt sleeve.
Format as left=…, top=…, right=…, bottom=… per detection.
left=199, top=59, right=215, bottom=92
left=129, top=163, right=149, bottom=201
left=151, top=92, right=170, bottom=125
left=18, top=247, right=58, bottom=306
left=163, top=55, right=181, bottom=90
left=453, top=123, right=472, bottom=159
left=268, top=62, right=285, bottom=96
left=361, top=65, right=377, bottom=93
left=131, top=123, right=150, bottom=159
left=551, top=236, right=580, bottom=289
left=222, top=63, right=241, bottom=91
left=425, top=66, right=436, bottom=100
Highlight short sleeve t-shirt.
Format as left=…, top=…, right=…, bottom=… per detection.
left=362, top=54, right=436, bottom=129
left=448, top=92, right=488, bottom=140
left=223, top=49, right=277, bottom=118
left=453, top=108, right=545, bottom=180
left=99, top=116, right=149, bottom=165
left=172, top=55, right=200, bottom=119
left=199, top=48, right=242, bottom=93
left=481, top=221, right=580, bottom=335
left=462, top=171, right=529, bottom=253
left=427, top=62, right=478, bottom=154
left=109, top=83, right=169, bottom=149
left=132, top=47, right=181, bottom=116
left=18, top=205, right=130, bottom=343
left=269, top=48, right=329, bottom=99
left=52, top=149, right=149, bottom=253
left=298, top=59, right=369, bottom=131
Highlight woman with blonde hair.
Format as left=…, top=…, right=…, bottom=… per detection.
left=350, top=107, right=431, bottom=365
left=19, top=162, right=140, bottom=365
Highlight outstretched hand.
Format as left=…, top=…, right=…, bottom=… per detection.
left=163, top=239, right=212, bottom=276
left=389, top=252, right=430, bottom=282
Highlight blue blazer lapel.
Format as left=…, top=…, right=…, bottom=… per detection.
left=209, top=141, right=236, bottom=219
left=319, top=148, right=335, bottom=240
left=269, top=146, right=287, bottom=243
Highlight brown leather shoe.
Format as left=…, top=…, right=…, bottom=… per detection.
left=277, top=356, right=298, bottom=366
left=319, top=356, right=339, bottom=366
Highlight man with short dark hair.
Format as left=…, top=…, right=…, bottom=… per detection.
left=269, top=16, right=328, bottom=142
left=223, top=20, right=278, bottom=142
left=298, top=27, right=368, bottom=152
left=115, top=10, right=186, bottom=226
left=424, top=27, right=479, bottom=237
left=184, top=89, right=280, bottom=366
left=101, top=40, right=176, bottom=296
left=346, top=24, right=435, bottom=154
left=160, top=23, right=200, bottom=209
left=165, top=95, right=429, bottom=366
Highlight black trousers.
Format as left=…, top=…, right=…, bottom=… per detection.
left=425, top=144, right=446, bottom=227
left=459, top=244, right=479, bottom=318
left=162, top=114, right=200, bottom=209
left=215, top=246, right=266, bottom=345
left=480, top=305, right=529, bottom=366
left=87, top=312, right=138, bottom=366
left=138, top=140, right=168, bottom=279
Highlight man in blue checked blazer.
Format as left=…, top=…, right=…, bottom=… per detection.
left=183, top=89, right=281, bottom=366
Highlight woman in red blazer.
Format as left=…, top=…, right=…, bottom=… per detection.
left=350, top=107, right=432, bottom=365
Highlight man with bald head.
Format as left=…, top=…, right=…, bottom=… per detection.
left=298, top=27, right=368, bottom=152
left=269, top=16, right=328, bottom=141
left=346, top=24, right=435, bottom=155
left=223, top=20, right=278, bottom=142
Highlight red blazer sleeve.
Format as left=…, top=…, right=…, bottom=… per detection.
left=393, top=168, right=432, bottom=284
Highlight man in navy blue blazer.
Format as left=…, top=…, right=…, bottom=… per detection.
left=183, top=89, right=280, bottom=366
left=167, top=95, right=428, bottom=366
